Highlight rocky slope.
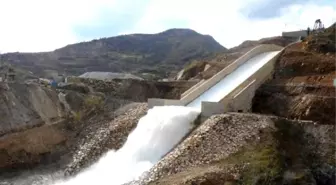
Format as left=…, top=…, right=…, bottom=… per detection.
left=253, top=23, right=335, bottom=126
left=63, top=76, right=197, bottom=100
left=0, top=29, right=226, bottom=80
left=0, top=82, right=65, bottom=136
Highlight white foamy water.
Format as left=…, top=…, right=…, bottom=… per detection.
left=52, top=106, right=200, bottom=185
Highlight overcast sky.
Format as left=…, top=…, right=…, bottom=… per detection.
left=0, top=0, right=335, bottom=53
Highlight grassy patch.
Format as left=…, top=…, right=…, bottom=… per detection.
left=73, top=111, right=82, bottom=122
left=217, top=136, right=283, bottom=185
left=184, top=61, right=205, bottom=72
left=84, top=95, right=104, bottom=109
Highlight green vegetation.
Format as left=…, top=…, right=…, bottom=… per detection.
left=217, top=134, right=282, bottom=185
left=184, top=61, right=206, bottom=72
left=71, top=95, right=104, bottom=123
left=73, top=111, right=82, bottom=122
left=208, top=118, right=336, bottom=185
left=84, top=95, right=103, bottom=108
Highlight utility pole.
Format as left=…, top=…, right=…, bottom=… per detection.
left=313, top=19, right=325, bottom=33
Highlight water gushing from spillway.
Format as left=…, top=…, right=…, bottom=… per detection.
left=53, top=106, right=200, bottom=185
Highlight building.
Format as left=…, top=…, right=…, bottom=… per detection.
left=78, top=72, right=144, bottom=81
left=282, top=30, right=308, bottom=38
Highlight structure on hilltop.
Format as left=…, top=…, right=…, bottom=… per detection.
left=282, top=19, right=326, bottom=38
left=312, top=19, right=325, bottom=34
left=64, top=72, right=144, bottom=83
left=79, top=72, right=143, bottom=81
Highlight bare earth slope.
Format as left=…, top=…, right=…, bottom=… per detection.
left=253, top=23, right=335, bottom=125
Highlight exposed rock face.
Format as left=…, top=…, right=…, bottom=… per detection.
left=0, top=81, right=109, bottom=171
left=0, top=82, right=72, bottom=171
left=0, top=82, right=65, bottom=136
left=253, top=34, right=335, bottom=126
left=253, top=82, right=335, bottom=125
left=0, top=122, right=70, bottom=170
left=136, top=113, right=335, bottom=185
left=274, top=44, right=335, bottom=78
left=65, top=77, right=197, bottom=100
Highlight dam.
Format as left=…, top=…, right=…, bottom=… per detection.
left=52, top=41, right=300, bottom=185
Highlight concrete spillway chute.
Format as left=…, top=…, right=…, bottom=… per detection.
left=148, top=40, right=301, bottom=118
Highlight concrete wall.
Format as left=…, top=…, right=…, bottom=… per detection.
left=148, top=98, right=183, bottom=109
left=180, top=79, right=205, bottom=98
left=282, top=30, right=307, bottom=38
left=201, top=79, right=257, bottom=117
left=231, top=80, right=256, bottom=112
left=201, top=101, right=226, bottom=117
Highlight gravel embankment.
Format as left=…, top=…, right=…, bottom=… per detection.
left=131, top=113, right=274, bottom=184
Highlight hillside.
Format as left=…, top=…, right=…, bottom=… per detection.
left=253, top=23, right=335, bottom=125
left=0, top=29, right=226, bottom=79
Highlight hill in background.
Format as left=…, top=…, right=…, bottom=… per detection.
left=0, top=29, right=226, bottom=80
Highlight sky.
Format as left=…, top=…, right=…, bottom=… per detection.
left=0, top=0, right=335, bottom=53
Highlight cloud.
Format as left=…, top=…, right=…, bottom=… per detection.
left=123, top=0, right=336, bottom=48
left=241, top=0, right=310, bottom=19
left=72, top=0, right=150, bottom=40
left=0, top=0, right=122, bottom=52
left=0, top=0, right=335, bottom=52
left=242, top=0, right=336, bottom=20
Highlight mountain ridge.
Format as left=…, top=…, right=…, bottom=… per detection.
left=0, top=28, right=226, bottom=79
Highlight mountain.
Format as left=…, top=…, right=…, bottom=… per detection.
left=0, top=29, right=226, bottom=80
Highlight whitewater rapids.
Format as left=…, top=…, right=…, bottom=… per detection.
left=53, top=106, right=200, bottom=185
